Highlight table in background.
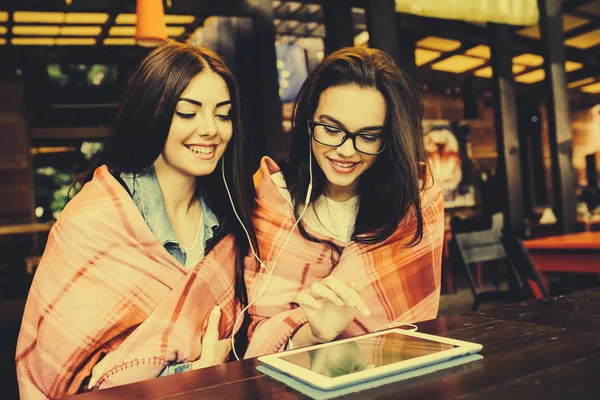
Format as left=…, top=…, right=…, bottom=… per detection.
left=523, top=232, right=600, bottom=287
left=66, top=287, right=600, bottom=400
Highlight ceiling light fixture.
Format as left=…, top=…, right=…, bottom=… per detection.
left=135, top=0, right=168, bottom=47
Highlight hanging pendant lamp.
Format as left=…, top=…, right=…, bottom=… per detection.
left=135, top=0, right=168, bottom=47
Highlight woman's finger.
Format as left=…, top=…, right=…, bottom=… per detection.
left=296, top=290, right=323, bottom=309
left=202, top=305, right=221, bottom=348
left=323, top=277, right=370, bottom=317
left=322, top=276, right=353, bottom=306
left=347, top=280, right=364, bottom=294
left=216, top=338, right=233, bottom=362
left=346, top=281, right=370, bottom=316
left=194, top=307, right=225, bottom=370
left=310, top=282, right=345, bottom=306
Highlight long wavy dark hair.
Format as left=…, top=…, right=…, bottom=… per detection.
left=76, top=42, right=258, bottom=337
left=284, top=47, right=426, bottom=251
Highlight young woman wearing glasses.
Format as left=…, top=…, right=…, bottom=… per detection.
left=242, top=47, right=445, bottom=358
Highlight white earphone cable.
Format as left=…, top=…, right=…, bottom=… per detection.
left=223, top=139, right=313, bottom=360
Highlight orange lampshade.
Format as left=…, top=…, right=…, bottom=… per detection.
left=135, top=0, right=167, bottom=47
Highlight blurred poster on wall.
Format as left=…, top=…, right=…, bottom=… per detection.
left=423, top=120, right=475, bottom=208
left=275, top=44, right=309, bottom=102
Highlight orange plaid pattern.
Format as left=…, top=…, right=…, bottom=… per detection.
left=244, top=157, right=444, bottom=358
left=16, top=166, right=239, bottom=399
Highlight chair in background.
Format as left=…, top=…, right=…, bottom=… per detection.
left=450, top=212, right=504, bottom=289
left=450, top=228, right=524, bottom=311
left=501, top=235, right=549, bottom=299
left=491, top=212, right=504, bottom=231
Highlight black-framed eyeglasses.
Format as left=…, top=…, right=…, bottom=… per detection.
left=308, top=120, right=387, bottom=155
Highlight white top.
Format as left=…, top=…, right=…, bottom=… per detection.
left=271, top=172, right=359, bottom=243
left=180, top=213, right=205, bottom=270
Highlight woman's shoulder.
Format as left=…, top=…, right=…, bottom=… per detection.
left=253, top=156, right=282, bottom=186
left=270, top=171, right=287, bottom=189
left=254, top=157, right=288, bottom=195
left=420, top=179, right=443, bottom=212
left=252, top=157, right=295, bottom=212
left=58, top=165, right=137, bottom=228
left=417, top=163, right=443, bottom=211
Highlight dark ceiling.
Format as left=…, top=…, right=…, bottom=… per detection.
left=0, top=0, right=599, bottom=101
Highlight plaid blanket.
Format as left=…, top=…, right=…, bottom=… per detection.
left=244, top=157, right=444, bottom=358
left=16, top=165, right=239, bottom=399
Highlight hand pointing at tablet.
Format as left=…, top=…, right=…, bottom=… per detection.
left=292, top=276, right=371, bottom=347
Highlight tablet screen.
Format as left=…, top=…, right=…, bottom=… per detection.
left=279, top=332, right=457, bottom=378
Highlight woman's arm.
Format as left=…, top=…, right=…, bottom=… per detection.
left=245, top=308, right=308, bottom=358
left=248, top=184, right=444, bottom=358
left=245, top=278, right=370, bottom=358
left=92, top=236, right=239, bottom=390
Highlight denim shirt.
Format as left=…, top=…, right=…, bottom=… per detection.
left=120, top=167, right=219, bottom=269
left=120, top=167, right=220, bottom=377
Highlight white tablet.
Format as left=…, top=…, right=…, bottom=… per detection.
left=258, top=328, right=483, bottom=390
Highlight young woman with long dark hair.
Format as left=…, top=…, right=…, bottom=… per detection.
left=16, top=42, right=258, bottom=398
left=243, top=47, right=444, bottom=358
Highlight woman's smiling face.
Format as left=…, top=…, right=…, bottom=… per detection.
left=311, top=84, right=387, bottom=201
left=157, top=70, right=233, bottom=178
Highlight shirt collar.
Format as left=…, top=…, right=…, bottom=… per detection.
left=135, top=167, right=220, bottom=247
left=200, top=196, right=220, bottom=231
left=137, top=166, right=179, bottom=246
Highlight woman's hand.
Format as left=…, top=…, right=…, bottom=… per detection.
left=296, top=276, right=370, bottom=345
left=192, top=306, right=232, bottom=370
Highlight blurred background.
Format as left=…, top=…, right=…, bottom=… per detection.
left=1, top=0, right=600, bottom=397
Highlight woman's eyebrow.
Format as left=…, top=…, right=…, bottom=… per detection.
left=177, top=98, right=231, bottom=108
left=319, top=114, right=384, bottom=131
left=178, top=97, right=201, bottom=106
left=319, top=114, right=345, bottom=127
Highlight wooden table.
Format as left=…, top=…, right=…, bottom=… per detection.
left=523, top=231, right=600, bottom=278
left=65, top=287, right=600, bottom=400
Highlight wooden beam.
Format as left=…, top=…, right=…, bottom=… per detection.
left=398, top=12, right=593, bottom=65
left=322, top=0, right=354, bottom=54
left=95, top=14, right=117, bottom=49
left=563, top=20, right=600, bottom=40
left=365, top=0, right=401, bottom=66
left=397, top=28, right=417, bottom=78
left=0, top=46, right=151, bottom=64
left=0, top=222, right=53, bottom=236
left=419, top=42, right=483, bottom=70
left=512, top=32, right=590, bottom=64
left=398, top=13, right=488, bottom=45
left=2, top=0, right=254, bottom=15
left=32, top=127, right=109, bottom=139
left=567, top=65, right=600, bottom=83
left=274, top=4, right=324, bottom=23
left=416, top=68, right=492, bottom=90
left=250, top=0, right=284, bottom=159
left=538, top=0, right=578, bottom=234
left=276, top=24, right=325, bottom=38
left=489, top=23, right=525, bottom=235
left=5, top=11, right=14, bottom=48
left=562, top=0, right=596, bottom=13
